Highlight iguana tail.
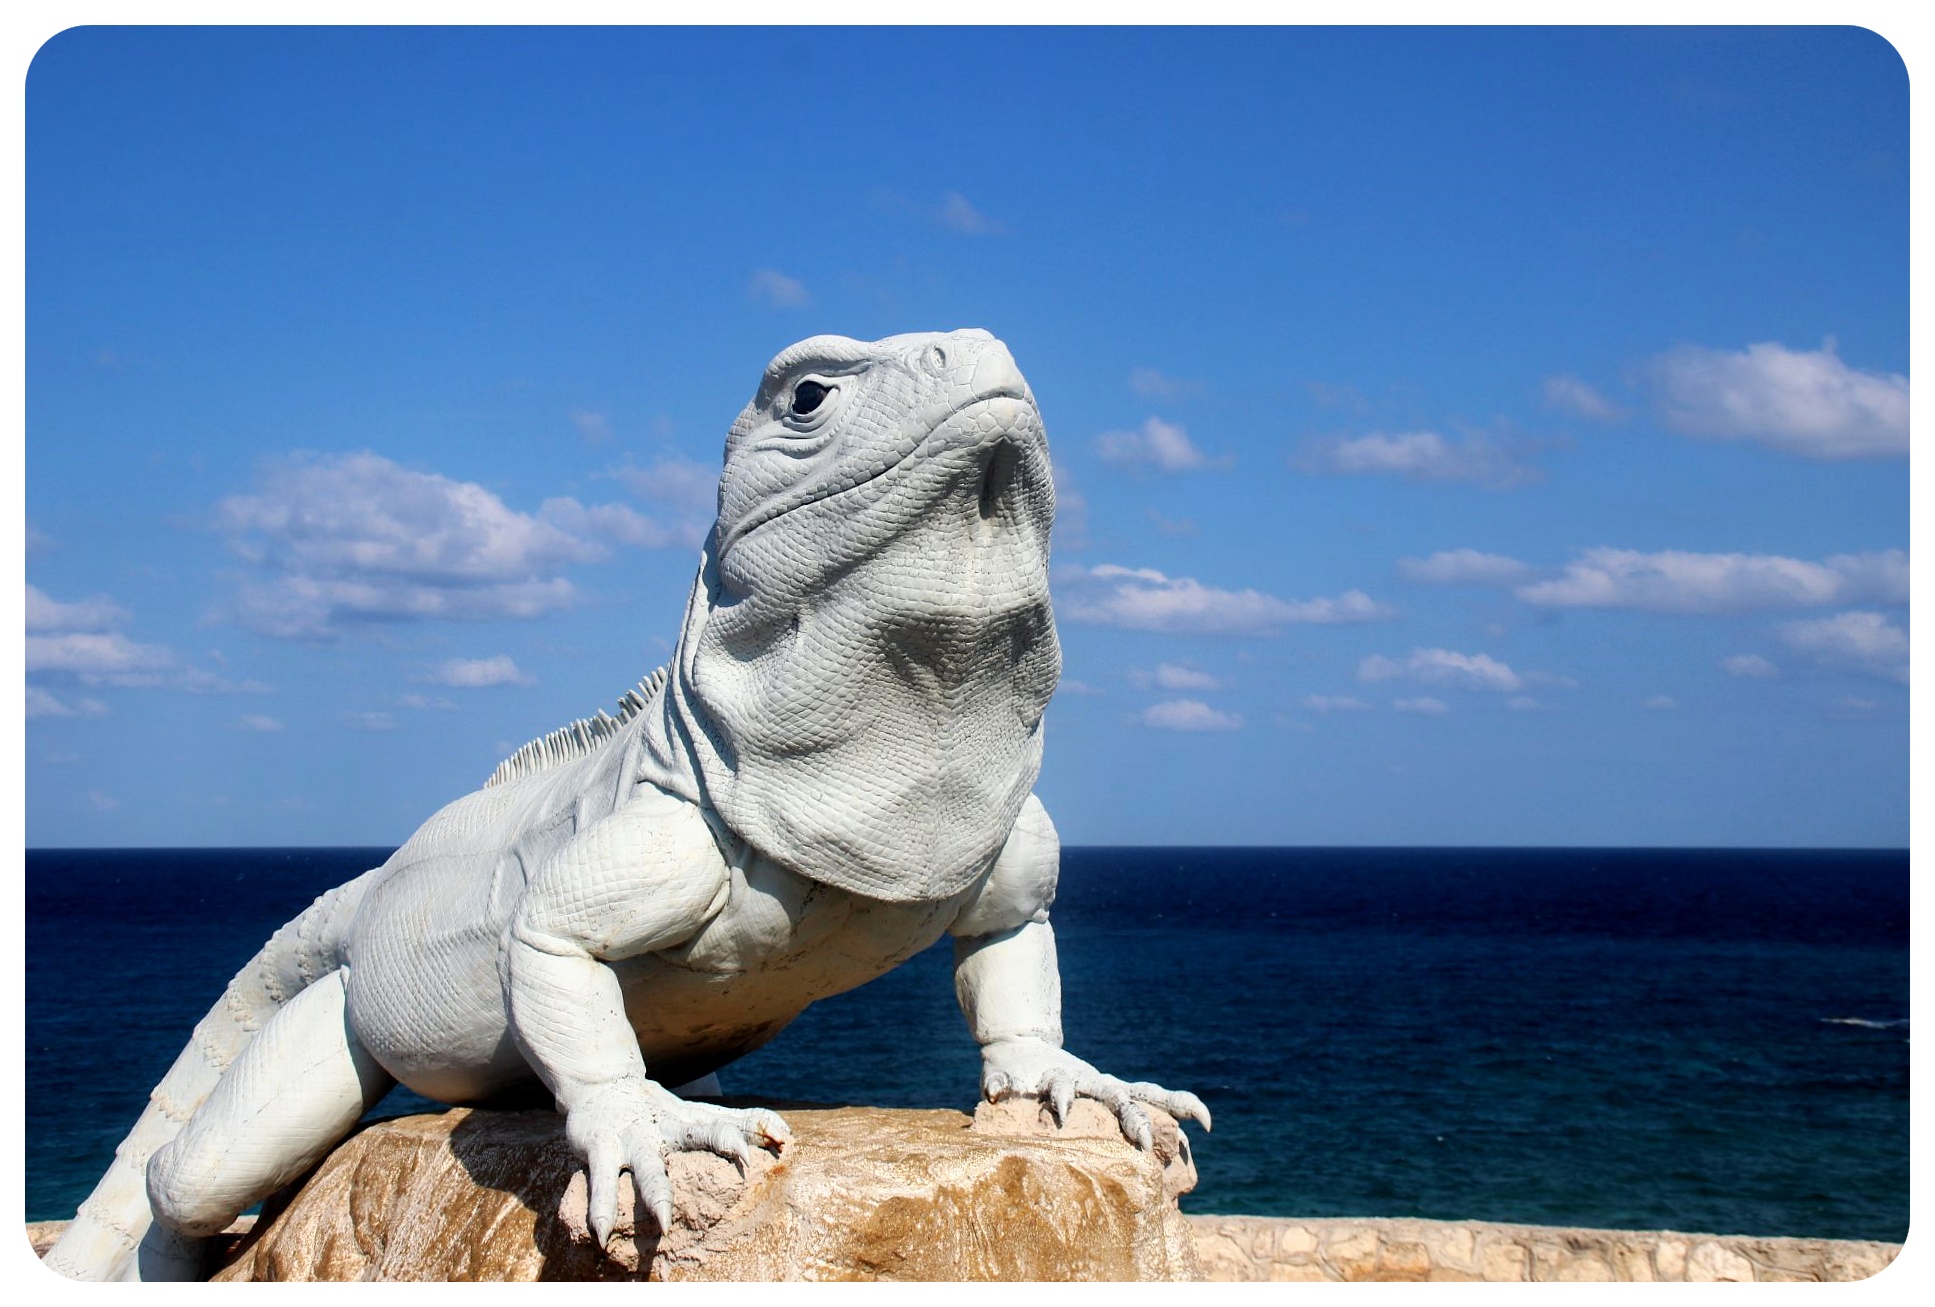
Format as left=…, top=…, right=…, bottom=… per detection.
left=43, top=867, right=382, bottom=1282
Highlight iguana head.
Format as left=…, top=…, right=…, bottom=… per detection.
left=639, top=329, right=1060, bottom=902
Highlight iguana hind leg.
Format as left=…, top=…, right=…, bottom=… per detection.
left=145, top=967, right=393, bottom=1250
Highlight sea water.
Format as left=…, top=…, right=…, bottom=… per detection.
left=24, top=846, right=1907, bottom=1243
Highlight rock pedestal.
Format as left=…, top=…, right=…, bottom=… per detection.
left=208, top=1099, right=1202, bottom=1281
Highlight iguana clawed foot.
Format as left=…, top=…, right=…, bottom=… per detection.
left=564, top=1080, right=789, bottom=1247
left=979, top=1037, right=1212, bottom=1150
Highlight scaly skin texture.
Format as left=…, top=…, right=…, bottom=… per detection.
left=44, top=330, right=1209, bottom=1282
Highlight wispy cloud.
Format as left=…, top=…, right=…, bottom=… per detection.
left=747, top=269, right=810, bottom=308
left=935, top=191, right=1003, bottom=235
left=212, top=451, right=689, bottom=639
left=570, top=410, right=612, bottom=443
left=1129, top=663, right=1221, bottom=691
left=1778, top=611, right=1908, bottom=683
left=345, top=711, right=400, bottom=732
left=1643, top=695, right=1679, bottom=710
left=1094, top=417, right=1229, bottom=473
left=1393, top=696, right=1451, bottom=715
left=423, top=655, right=536, bottom=689
left=1720, top=653, right=1780, bottom=679
left=25, top=585, right=128, bottom=633
left=1397, top=549, right=1533, bottom=585
left=1059, top=564, right=1394, bottom=637
left=537, top=498, right=700, bottom=552
left=1294, top=430, right=1540, bottom=489
left=25, top=585, right=261, bottom=696
left=238, top=713, right=285, bottom=732
left=1542, top=375, right=1623, bottom=421
left=1358, top=648, right=1523, bottom=692
left=26, top=687, right=108, bottom=720
left=1303, top=694, right=1373, bottom=713
left=1049, top=460, right=1089, bottom=551
left=1515, top=548, right=1907, bottom=614
left=1645, top=339, right=1907, bottom=458
left=595, top=455, right=717, bottom=550
left=1129, top=367, right=1202, bottom=399
left=609, top=456, right=717, bottom=515
left=1140, top=699, right=1243, bottom=731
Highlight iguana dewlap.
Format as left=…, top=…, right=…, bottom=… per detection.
left=45, top=329, right=1209, bottom=1282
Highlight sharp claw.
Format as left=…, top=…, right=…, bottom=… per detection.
left=1050, top=1077, right=1074, bottom=1126
left=1169, top=1090, right=1212, bottom=1132
left=652, top=1199, right=674, bottom=1235
left=590, top=1206, right=613, bottom=1250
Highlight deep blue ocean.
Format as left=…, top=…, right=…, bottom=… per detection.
left=25, top=846, right=1908, bottom=1243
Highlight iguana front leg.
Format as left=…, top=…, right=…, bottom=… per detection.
left=506, top=787, right=788, bottom=1245
left=954, top=920, right=1211, bottom=1146
left=950, top=796, right=1211, bottom=1148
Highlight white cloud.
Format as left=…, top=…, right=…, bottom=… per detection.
left=26, top=588, right=261, bottom=696
left=609, top=456, right=718, bottom=515
left=748, top=269, right=810, bottom=308
left=1393, top=696, right=1450, bottom=715
left=27, top=631, right=178, bottom=679
left=1397, top=549, right=1532, bottom=585
left=1140, top=699, right=1243, bottom=732
left=426, top=655, right=536, bottom=689
left=1056, top=678, right=1101, bottom=696
left=1516, top=548, right=1907, bottom=614
left=1303, top=694, right=1373, bottom=712
left=345, top=711, right=400, bottom=732
left=1643, top=695, right=1679, bottom=710
left=1720, top=653, right=1780, bottom=679
left=1646, top=340, right=1908, bottom=458
left=571, top=410, right=612, bottom=443
left=1542, top=375, right=1622, bottom=421
left=538, top=498, right=699, bottom=551
left=1094, top=417, right=1227, bottom=473
left=1129, top=368, right=1201, bottom=398
left=1059, top=564, right=1394, bottom=636
left=1296, top=430, right=1539, bottom=489
left=1049, top=460, right=1089, bottom=551
left=594, top=456, right=717, bottom=550
left=213, top=452, right=639, bottom=639
left=26, top=687, right=108, bottom=720
left=238, top=713, right=285, bottom=732
left=87, top=790, right=120, bottom=812
left=1130, top=663, right=1220, bottom=691
left=26, top=585, right=128, bottom=633
left=1506, top=696, right=1544, bottom=711
left=935, top=191, right=1003, bottom=235
left=1778, top=611, right=1909, bottom=683
left=1836, top=696, right=1879, bottom=713
left=397, top=693, right=458, bottom=711
left=1358, top=648, right=1523, bottom=692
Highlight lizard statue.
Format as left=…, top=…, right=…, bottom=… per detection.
left=45, top=328, right=1211, bottom=1282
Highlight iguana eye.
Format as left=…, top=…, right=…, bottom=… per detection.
left=790, top=381, right=831, bottom=417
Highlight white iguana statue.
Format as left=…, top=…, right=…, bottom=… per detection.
left=46, top=328, right=1210, bottom=1282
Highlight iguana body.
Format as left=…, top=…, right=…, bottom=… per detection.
left=46, top=330, right=1209, bottom=1282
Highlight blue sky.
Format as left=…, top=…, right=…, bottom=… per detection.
left=22, top=25, right=1910, bottom=848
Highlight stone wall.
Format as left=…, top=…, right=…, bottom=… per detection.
left=1188, top=1214, right=1902, bottom=1282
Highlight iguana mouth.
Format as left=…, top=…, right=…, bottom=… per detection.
left=720, top=391, right=1038, bottom=557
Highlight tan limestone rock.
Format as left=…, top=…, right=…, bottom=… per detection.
left=1179, top=1215, right=1900, bottom=1283
left=1687, top=1239, right=1758, bottom=1282
left=209, top=1102, right=1202, bottom=1282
